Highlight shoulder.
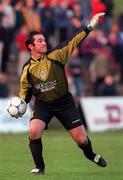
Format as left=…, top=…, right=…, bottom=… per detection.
left=22, top=58, right=32, bottom=72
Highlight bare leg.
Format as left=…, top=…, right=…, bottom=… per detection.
left=68, top=125, right=88, bottom=145
left=29, top=119, right=46, bottom=139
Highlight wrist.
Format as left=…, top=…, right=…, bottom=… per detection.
left=84, top=26, right=92, bottom=34
left=87, top=24, right=93, bottom=31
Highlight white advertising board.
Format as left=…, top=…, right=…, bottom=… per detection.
left=80, top=97, right=123, bottom=132
left=0, top=98, right=32, bottom=133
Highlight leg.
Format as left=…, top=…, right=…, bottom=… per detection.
left=68, top=125, right=87, bottom=144
left=69, top=125, right=95, bottom=160
left=69, top=125, right=107, bottom=167
left=29, top=119, right=46, bottom=175
left=53, top=92, right=107, bottom=167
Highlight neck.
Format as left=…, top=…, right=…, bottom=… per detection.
left=31, top=51, right=45, bottom=59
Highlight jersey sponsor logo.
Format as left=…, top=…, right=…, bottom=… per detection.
left=40, top=71, right=46, bottom=80
left=35, top=80, right=57, bottom=92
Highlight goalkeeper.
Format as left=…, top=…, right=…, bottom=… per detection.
left=8, top=12, right=107, bottom=175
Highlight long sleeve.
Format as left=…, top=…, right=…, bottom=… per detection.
left=47, top=27, right=90, bottom=64
left=19, top=64, right=33, bottom=103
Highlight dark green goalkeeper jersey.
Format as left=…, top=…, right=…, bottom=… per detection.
left=19, top=28, right=90, bottom=102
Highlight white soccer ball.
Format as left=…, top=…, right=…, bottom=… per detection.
left=7, top=97, right=27, bottom=117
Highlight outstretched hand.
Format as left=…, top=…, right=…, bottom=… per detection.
left=94, top=12, right=105, bottom=18
left=87, top=12, right=105, bottom=30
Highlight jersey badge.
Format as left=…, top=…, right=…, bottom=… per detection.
left=40, top=71, right=46, bottom=80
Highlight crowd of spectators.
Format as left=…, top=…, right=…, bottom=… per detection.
left=0, top=0, right=123, bottom=100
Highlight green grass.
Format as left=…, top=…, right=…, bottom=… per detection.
left=0, top=129, right=123, bottom=180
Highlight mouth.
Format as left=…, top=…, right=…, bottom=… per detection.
left=42, top=47, right=47, bottom=52
left=43, top=46, right=47, bottom=49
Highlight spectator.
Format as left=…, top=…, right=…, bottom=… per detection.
left=89, top=46, right=118, bottom=95
left=36, top=0, right=55, bottom=48
left=97, top=74, right=118, bottom=96
left=90, top=0, right=107, bottom=31
left=69, top=2, right=84, bottom=35
left=68, top=48, right=84, bottom=98
left=0, top=1, right=4, bottom=23
left=72, top=2, right=83, bottom=23
left=1, top=0, right=15, bottom=28
left=95, top=28, right=108, bottom=45
left=0, top=0, right=15, bottom=72
left=54, top=0, right=72, bottom=42
left=36, top=0, right=47, bottom=33
left=45, top=0, right=76, bottom=8
left=80, top=30, right=101, bottom=67
left=0, top=15, right=14, bottom=72
left=109, top=22, right=123, bottom=82
left=78, top=0, right=92, bottom=25
left=101, top=0, right=114, bottom=34
left=0, top=72, right=9, bottom=98
left=16, top=25, right=30, bottom=76
left=108, top=30, right=123, bottom=82
left=22, top=0, right=41, bottom=32
left=14, top=0, right=25, bottom=33
left=117, top=13, right=123, bottom=32
left=110, top=22, right=123, bottom=46
left=70, top=16, right=82, bottom=35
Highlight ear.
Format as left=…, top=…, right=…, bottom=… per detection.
left=28, top=44, right=34, bottom=51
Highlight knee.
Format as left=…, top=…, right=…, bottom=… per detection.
left=29, top=127, right=40, bottom=139
left=69, top=126, right=88, bottom=145
left=72, top=132, right=88, bottom=145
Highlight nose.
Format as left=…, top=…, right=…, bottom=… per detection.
left=43, top=41, right=47, bottom=46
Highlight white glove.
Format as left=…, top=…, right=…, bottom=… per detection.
left=87, top=12, right=105, bottom=30
left=7, top=96, right=27, bottom=119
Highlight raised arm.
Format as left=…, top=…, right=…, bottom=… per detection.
left=47, top=12, right=105, bottom=64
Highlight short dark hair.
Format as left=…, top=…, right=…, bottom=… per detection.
left=25, top=31, right=42, bottom=51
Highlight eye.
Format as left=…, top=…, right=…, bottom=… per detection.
left=37, top=40, right=42, bottom=43
left=37, top=39, right=46, bottom=43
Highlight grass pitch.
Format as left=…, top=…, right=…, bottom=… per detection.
left=0, top=128, right=123, bottom=180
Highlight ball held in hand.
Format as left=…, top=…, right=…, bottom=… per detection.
left=7, top=96, right=27, bottom=118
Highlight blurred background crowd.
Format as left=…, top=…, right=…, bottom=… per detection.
left=0, top=0, right=123, bottom=101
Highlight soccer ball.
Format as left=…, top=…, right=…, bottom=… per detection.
left=7, top=96, right=27, bottom=117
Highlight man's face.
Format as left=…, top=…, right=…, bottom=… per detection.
left=31, top=34, right=47, bottom=54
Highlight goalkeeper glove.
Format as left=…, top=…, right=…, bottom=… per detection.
left=87, top=12, right=105, bottom=30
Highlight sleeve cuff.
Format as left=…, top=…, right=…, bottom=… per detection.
left=84, top=27, right=92, bottom=34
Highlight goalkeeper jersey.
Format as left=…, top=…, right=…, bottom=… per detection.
left=19, top=27, right=90, bottom=102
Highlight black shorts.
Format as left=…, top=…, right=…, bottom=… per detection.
left=30, top=92, right=83, bottom=130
